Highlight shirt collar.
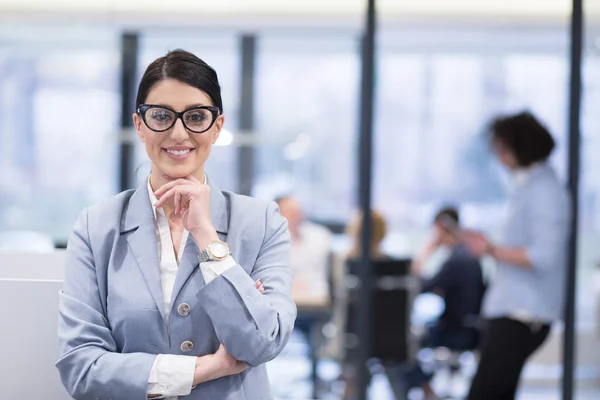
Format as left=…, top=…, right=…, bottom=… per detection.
left=147, top=176, right=159, bottom=220
left=514, top=162, right=544, bottom=187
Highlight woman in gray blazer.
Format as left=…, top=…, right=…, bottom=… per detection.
left=56, top=49, right=297, bottom=400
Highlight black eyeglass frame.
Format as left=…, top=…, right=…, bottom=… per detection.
left=137, top=104, right=221, bottom=134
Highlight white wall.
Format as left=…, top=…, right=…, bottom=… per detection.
left=0, top=251, right=70, bottom=399
left=0, top=251, right=65, bottom=280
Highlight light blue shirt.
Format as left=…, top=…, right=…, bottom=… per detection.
left=483, top=163, right=570, bottom=322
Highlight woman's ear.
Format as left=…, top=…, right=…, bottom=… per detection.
left=132, top=113, right=145, bottom=143
left=212, top=115, right=225, bottom=144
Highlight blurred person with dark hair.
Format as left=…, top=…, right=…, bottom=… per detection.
left=275, top=195, right=332, bottom=339
left=464, top=111, right=570, bottom=400
left=56, top=50, right=296, bottom=400
left=408, top=207, right=485, bottom=399
left=413, top=207, right=485, bottom=349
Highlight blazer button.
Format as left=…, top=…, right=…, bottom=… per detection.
left=177, top=303, right=191, bottom=317
left=180, top=341, right=194, bottom=352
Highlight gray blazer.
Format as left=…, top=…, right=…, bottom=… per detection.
left=56, top=179, right=297, bottom=400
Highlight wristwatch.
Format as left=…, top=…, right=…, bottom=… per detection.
left=199, top=240, right=230, bottom=263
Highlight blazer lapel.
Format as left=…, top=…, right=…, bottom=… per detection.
left=169, top=177, right=229, bottom=308
left=121, top=183, right=167, bottom=323
left=170, top=235, right=204, bottom=309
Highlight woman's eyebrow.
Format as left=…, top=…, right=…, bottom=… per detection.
left=149, top=103, right=174, bottom=109
left=148, top=103, right=211, bottom=110
left=185, top=103, right=212, bottom=109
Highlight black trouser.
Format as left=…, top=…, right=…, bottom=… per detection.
left=467, top=317, right=551, bottom=400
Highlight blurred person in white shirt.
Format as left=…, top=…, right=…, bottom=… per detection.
left=276, top=195, right=332, bottom=337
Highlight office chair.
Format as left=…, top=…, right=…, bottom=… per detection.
left=343, top=258, right=419, bottom=400
left=422, top=318, right=482, bottom=398
left=423, top=285, right=488, bottom=398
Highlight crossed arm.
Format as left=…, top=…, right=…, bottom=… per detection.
left=56, top=203, right=296, bottom=400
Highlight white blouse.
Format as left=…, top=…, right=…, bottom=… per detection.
left=146, top=178, right=236, bottom=399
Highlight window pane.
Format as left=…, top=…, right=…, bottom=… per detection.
left=375, top=28, right=569, bottom=236
left=577, top=2, right=600, bottom=397
left=254, top=34, right=360, bottom=222
left=135, top=31, right=239, bottom=192
left=0, top=26, right=120, bottom=242
left=375, top=24, right=571, bottom=395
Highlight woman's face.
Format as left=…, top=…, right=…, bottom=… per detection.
left=133, top=78, right=224, bottom=180
left=492, top=139, right=519, bottom=171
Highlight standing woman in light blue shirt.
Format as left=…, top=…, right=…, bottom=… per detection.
left=464, top=112, right=570, bottom=400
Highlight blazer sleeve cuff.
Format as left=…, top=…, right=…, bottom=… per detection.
left=200, top=256, right=237, bottom=284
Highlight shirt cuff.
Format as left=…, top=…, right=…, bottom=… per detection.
left=201, top=255, right=237, bottom=284
left=147, top=354, right=197, bottom=397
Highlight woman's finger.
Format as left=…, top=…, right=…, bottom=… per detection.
left=174, top=190, right=182, bottom=215
left=155, top=187, right=176, bottom=208
left=255, top=280, right=265, bottom=293
left=186, top=175, right=205, bottom=185
left=154, top=178, right=193, bottom=196
left=156, top=186, right=187, bottom=208
left=157, top=185, right=202, bottom=208
left=235, top=362, right=249, bottom=374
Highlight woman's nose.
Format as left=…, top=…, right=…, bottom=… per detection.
left=169, top=118, right=189, bottom=141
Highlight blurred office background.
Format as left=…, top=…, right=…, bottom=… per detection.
left=0, top=0, right=599, bottom=399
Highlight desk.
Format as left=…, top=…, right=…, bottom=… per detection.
left=0, top=252, right=69, bottom=398
left=294, top=293, right=332, bottom=399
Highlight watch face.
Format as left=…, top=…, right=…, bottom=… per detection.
left=208, top=241, right=229, bottom=259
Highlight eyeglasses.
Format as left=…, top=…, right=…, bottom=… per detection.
left=137, top=104, right=221, bottom=134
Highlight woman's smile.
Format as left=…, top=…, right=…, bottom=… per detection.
left=163, top=145, right=195, bottom=160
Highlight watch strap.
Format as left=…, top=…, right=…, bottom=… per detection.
left=199, top=249, right=211, bottom=263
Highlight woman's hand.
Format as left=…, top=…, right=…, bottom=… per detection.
left=411, top=231, right=442, bottom=275
left=464, top=233, right=533, bottom=268
left=212, top=344, right=249, bottom=377
left=463, top=230, right=494, bottom=257
left=191, top=282, right=263, bottom=387
left=193, top=345, right=248, bottom=386
left=154, top=175, right=218, bottom=248
left=255, top=279, right=265, bottom=294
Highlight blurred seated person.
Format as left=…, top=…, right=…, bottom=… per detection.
left=330, top=209, right=389, bottom=331
left=401, top=207, right=485, bottom=399
left=412, top=207, right=486, bottom=350
left=276, top=195, right=332, bottom=339
left=328, top=209, right=388, bottom=400
left=345, top=209, right=389, bottom=260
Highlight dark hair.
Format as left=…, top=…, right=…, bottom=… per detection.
left=135, top=49, right=223, bottom=112
left=490, top=111, right=555, bottom=167
left=434, top=207, right=459, bottom=226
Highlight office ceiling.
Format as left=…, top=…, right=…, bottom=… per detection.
left=0, top=0, right=597, bottom=29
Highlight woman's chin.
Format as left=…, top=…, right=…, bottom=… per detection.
left=160, top=165, right=198, bottom=180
